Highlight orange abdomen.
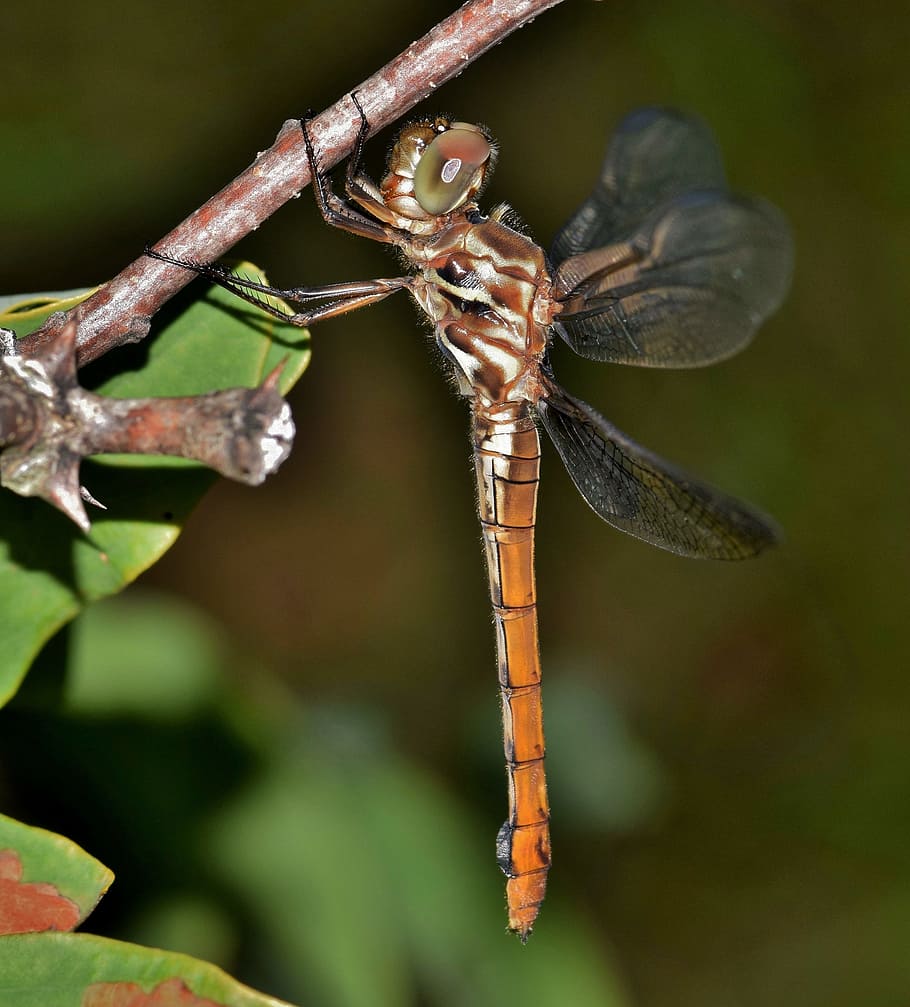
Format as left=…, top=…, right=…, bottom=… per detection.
left=474, top=404, right=550, bottom=941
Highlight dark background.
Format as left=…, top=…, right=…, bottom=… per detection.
left=3, top=2, right=909, bottom=1005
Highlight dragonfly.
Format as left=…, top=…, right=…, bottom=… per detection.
left=147, top=99, right=793, bottom=939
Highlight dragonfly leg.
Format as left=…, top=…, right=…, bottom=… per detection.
left=145, top=247, right=411, bottom=326
left=300, top=107, right=400, bottom=244
left=344, top=91, right=371, bottom=190
left=341, top=93, right=400, bottom=223
left=284, top=285, right=406, bottom=326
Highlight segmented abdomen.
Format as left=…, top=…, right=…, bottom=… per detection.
left=474, top=403, right=550, bottom=941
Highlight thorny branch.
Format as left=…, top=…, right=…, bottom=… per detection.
left=0, top=318, right=294, bottom=530
left=2, top=0, right=566, bottom=527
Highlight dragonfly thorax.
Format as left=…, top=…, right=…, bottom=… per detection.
left=409, top=214, right=555, bottom=408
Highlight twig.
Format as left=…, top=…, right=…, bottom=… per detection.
left=1, top=318, right=294, bottom=530
left=17, top=0, right=566, bottom=369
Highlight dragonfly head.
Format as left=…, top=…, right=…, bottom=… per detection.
left=381, top=117, right=495, bottom=222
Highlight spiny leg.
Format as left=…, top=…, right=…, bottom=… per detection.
left=342, top=92, right=413, bottom=223
left=145, top=246, right=411, bottom=326
left=299, top=103, right=399, bottom=244
left=345, top=91, right=372, bottom=190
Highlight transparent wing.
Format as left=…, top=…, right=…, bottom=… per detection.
left=550, top=107, right=727, bottom=265
left=552, top=191, right=793, bottom=366
left=536, top=387, right=779, bottom=559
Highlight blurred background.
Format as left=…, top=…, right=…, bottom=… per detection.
left=2, top=1, right=909, bottom=1005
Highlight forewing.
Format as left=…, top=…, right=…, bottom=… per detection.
left=550, top=107, right=727, bottom=265
left=536, top=388, right=778, bottom=559
left=552, top=191, right=793, bottom=366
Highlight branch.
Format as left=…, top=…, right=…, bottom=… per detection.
left=18, top=0, right=566, bottom=368
left=0, top=318, right=294, bottom=530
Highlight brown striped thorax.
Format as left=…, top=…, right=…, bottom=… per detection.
left=372, top=118, right=559, bottom=412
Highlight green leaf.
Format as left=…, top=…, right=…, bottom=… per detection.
left=66, top=591, right=224, bottom=717
left=0, top=815, right=113, bottom=934
left=0, top=273, right=310, bottom=707
left=0, top=933, right=294, bottom=1007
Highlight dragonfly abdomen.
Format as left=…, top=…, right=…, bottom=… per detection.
left=474, top=403, right=550, bottom=940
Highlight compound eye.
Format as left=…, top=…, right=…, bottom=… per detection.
left=413, top=127, right=491, bottom=215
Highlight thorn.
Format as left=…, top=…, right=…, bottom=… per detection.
left=46, top=466, right=91, bottom=532
left=39, top=316, right=79, bottom=388
left=80, top=485, right=107, bottom=511
left=262, top=358, right=287, bottom=392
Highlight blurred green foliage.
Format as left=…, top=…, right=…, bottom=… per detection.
left=2, top=591, right=629, bottom=1005
left=2, top=1, right=909, bottom=1005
